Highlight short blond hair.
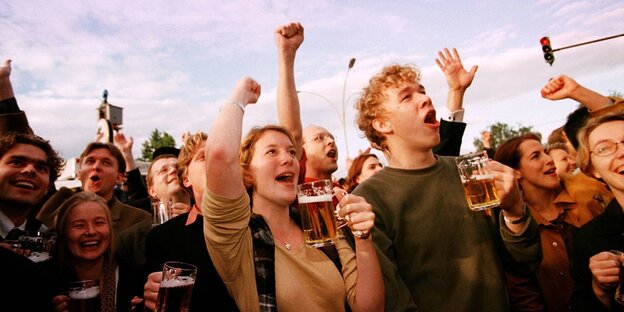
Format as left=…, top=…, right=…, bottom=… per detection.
left=355, top=64, right=421, bottom=151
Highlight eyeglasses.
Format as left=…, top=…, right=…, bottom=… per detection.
left=591, top=140, right=624, bottom=157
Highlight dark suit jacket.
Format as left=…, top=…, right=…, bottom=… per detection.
left=37, top=187, right=151, bottom=236
left=145, top=213, right=238, bottom=311
left=571, top=200, right=624, bottom=312
left=434, top=119, right=466, bottom=157
left=0, top=97, right=32, bottom=135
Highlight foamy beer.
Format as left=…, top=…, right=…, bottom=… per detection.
left=456, top=151, right=500, bottom=211
left=297, top=179, right=338, bottom=248
left=68, top=280, right=101, bottom=312
left=156, top=261, right=197, bottom=312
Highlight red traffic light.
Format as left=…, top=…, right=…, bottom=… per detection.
left=540, top=36, right=555, bottom=66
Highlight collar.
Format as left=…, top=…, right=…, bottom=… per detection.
left=0, top=209, right=26, bottom=239
left=106, top=197, right=122, bottom=221
left=529, top=186, right=578, bottom=226
left=185, top=204, right=202, bottom=226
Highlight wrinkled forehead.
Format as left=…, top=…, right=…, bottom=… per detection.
left=82, top=148, right=116, bottom=162
left=150, top=156, right=178, bottom=173
left=303, top=125, right=334, bottom=142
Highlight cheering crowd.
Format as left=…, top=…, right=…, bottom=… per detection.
left=1, top=21, right=623, bottom=312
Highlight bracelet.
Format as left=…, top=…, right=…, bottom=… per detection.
left=503, top=205, right=528, bottom=225
left=221, top=101, right=246, bottom=112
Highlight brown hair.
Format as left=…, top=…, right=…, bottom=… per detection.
left=345, top=154, right=379, bottom=193
left=577, top=112, right=624, bottom=176
left=53, top=192, right=114, bottom=275
left=0, top=132, right=65, bottom=183
left=355, top=64, right=421, bottom=151
left=493, top=133, right=542, bottom=169
left=240, top=125, right=296, bottom=190
left=80, top=142, right=126, bottom=173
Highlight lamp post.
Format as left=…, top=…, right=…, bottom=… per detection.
left=297, top=57, right=356, bottom=159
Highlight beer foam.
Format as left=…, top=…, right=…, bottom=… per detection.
left=298, top=194, right=332, bottom=204
left=69, top=287, right=100, bottom=299
left=161, top=276, right=195, bottom=288
left=471, top=174, right=494, bottom=180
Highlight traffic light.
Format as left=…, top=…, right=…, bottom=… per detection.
left=540, top=36, right=555, bottom=66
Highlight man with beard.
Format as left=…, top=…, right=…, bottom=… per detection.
left=37, top=142, right=150, bottom=235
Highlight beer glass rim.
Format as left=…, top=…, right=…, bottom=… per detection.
left=456, top=150, right=488, bottom=160
left=297, top=179, right=332, bottom=188
left=163, top=261, right=198, bottom=271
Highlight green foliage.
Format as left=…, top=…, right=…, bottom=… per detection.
left=473, top=122, right=540, bottom=151
left=609, top=90, right=623, bottom=98
left=140, top=129, right=176, bottom=161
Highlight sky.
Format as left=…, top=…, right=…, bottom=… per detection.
left=1, top=0, right=623, bottom=178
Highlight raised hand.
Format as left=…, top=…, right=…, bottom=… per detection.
left=113, top=130, right=134, bottom=155
left=0, top=59, right=11, bottom=80
left=229, top=76, right=261, bottom=106
left=540, top=75, right=580, bottom=101
left=489, top=160, right=523, bottom=214
left=274, top=22, right=304, bottom=54
left=435, top=48, right=478, bottom=92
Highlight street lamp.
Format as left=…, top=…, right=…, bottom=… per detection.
left=297, top=57, right=356, bottom=159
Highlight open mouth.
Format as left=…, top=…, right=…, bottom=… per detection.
left=81, top=240, right=100, bottom=248
left=90, top=175, right=101, bottom=182
left=13, top=180, right=36, bottom=190
left=544, top=167, right=557, bottom=175
left=424, top=110, right=437, bottom=124
left=275, top=173, right=295, bottom=183
left=327, top=149, right=337, bottom=159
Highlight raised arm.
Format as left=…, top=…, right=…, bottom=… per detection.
left=541, top=75, right=613, bottom=112
left=205, top=76, right=260, bottom=198
left=435, top=48, right=478, bottom=115
left=275, top=22, right=304, bottom=159
left=0, top=59, right=14, bottom=101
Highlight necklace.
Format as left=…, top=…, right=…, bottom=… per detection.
left=273, top=222, right=294, bottom=251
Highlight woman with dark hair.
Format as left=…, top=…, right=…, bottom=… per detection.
left=345, top=154, right=383, bottom=193
left=494, top=133, right=602, bottom=312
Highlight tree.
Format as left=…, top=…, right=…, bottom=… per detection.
left=472, top=122, right=540, bottom=152
left=140, top=129, right=176, bottom=161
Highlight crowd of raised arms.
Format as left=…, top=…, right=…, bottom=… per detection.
left=0, top=21, right=623, bottom=312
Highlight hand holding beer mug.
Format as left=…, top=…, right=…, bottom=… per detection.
left=610, top=250, right=624, bottom=305
left=456, top=151, right=500, bottom=211
left=336, top=193, right=375, bottom=239
left=297, top=180, right=339, bottom=248
left=156, top=261, right=197, bottom=312
left=68, top=280, right=101, bottom=312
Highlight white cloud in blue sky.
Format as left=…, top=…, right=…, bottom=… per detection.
left=1, top=0, right=623, bottom=177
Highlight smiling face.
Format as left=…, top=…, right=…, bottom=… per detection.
left=78, top=148, right=124, bottom=201
left=66, top=201, right=111, bottom=263
left=548, top=148, right=577, bottom=176
left=375, top=80, right=440, bottom=153
left=587, top=120, right=624, bottom=198
left=0, top=144, right=50, bottom=208
left=517, top=139, right=560, bottom=191
left=148, top=156, right=183, bottom=200
left=302, top=125, right=338, bottom=180
left=249, top=130, right=300, bottom=206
